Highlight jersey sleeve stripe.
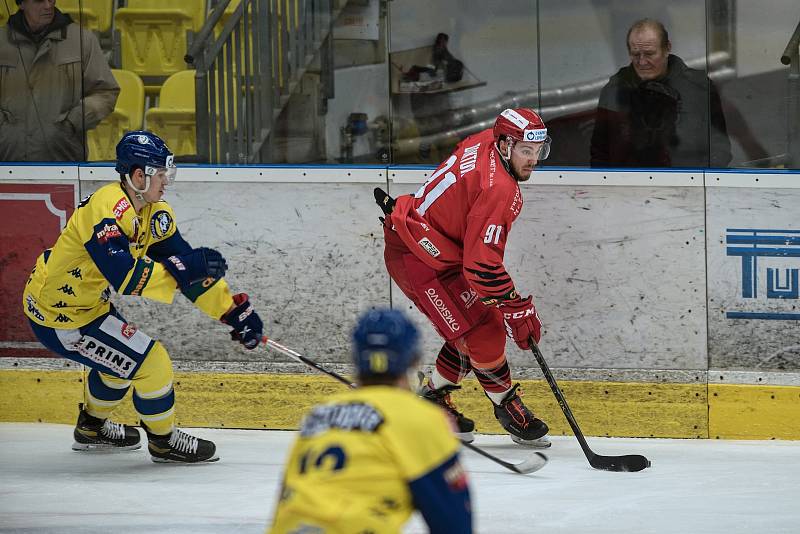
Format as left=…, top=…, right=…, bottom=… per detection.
left=472, top=277, right=513, bottom=288
left=181, top=277, right=222, bottom=303
left=121, top=258, right=156, bottom=296
left=474, top=261, right=502, bottom=271
left=84, top=218, right=134, bottom=291
left=464, top=267, right=501, bottom=280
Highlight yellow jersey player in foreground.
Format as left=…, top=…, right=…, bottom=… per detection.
left=22, top=130, right=265, bottom=463
left=269, top=308, right=472, bottom=533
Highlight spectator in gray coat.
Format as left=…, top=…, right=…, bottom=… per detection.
left=0, top=0, right=119, bottom=161
left=590, top=18, right=731, bottom=168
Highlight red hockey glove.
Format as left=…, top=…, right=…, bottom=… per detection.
left=222, top=293, right=263, bottom=350
left=499, top=295, right=542, bottom=350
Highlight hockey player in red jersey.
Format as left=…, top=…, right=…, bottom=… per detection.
left=377, top=108, right=552, bottom=447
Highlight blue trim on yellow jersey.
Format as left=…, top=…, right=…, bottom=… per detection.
left=84, top=218, right=135, bottom=291
left=409, top=453, right=472, bottom=534
left=87, top=368, right=129, bottom=402
left=120, top=257, right=156, bottom=296
left=133, top=388, right=175, bottom=415
left=146, top=229, right=193, bottom=260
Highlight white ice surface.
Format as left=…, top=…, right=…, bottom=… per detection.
left=1, top=423, right=798, bottom=533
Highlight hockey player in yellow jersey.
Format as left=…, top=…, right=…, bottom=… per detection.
left=269, top=308, right=473, bottom=534
left=22, top=130, right=265, bottom=463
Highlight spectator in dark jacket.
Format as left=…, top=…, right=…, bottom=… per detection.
left=590, top=18, right=731, bottom=168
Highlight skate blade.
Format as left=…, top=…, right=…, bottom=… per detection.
left=72, top=442, right=142, bottom=452
left=456, top=431, right=475, bottom=443
left=510, top=434, right=552, bottom=449
left=150, top=454, right=220, bottom=464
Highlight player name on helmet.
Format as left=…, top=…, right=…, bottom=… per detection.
left=425, top=288, right=461, bottom=332
left=300, top=402, right=384, bottom=437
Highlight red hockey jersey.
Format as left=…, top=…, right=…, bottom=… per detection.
left=390, top=128, right=523, bottom=302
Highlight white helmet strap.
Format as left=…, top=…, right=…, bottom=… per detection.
left=124, top=167, right=152, bottom=201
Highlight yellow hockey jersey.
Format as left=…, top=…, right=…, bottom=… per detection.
left=270, top=386, right=471, bottom=534
left=23, top=182, right=233, bottom=328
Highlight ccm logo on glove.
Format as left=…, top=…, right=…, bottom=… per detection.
left=499, top=295, right=542, bottom=350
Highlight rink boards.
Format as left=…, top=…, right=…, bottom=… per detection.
left=1, top=166, right=798, bottom=439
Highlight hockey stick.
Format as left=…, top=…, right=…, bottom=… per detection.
left=262, top=336, right=547, bottom=475
left=529, top=339, right=650, bottom=472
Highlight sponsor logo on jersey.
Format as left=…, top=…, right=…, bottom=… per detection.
left=300, top=403, right=384, bottom=437
left=26, top=295, right=45, bottom=321
left=113, top=198, right=131, bottom=220
left=76, top=335, right=137, bottom=378
left=489, top=148, right=497, bottom=186
left=129, top=257, right=153, bottom=296
left=510, top=187, right=522, bottom=216
left=425, top=287, right=461, bottom=332
left=121, top=322, right=137, bottom=339
left=58, top=284, right=76, bottom=296
left=459, top=287, right=478, bottom=309
left=151, top=210, right=173, bottom=239
left=418, top=237, right=441, bottom=258
left=459, top=142, right=480, bottom=177
left=54, top=313, right=72, bottom=323
left=96, top=223, right=122, bottom=244
left=68, top=267, right=83, bottom=279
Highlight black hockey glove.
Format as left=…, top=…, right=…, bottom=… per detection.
left=222, top=293, right=263, bottom=350
left=374, top=187, right=395, bottom=215
left=162, top=247, right=228, bottom=291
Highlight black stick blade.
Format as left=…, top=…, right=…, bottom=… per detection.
left=589, top=454, right=651, bottom=472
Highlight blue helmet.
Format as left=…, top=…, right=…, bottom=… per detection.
left=115, top=131, right=175, bottom=181
left=352, top=308, right=420, bottom=378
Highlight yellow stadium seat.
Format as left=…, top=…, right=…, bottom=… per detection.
left=114, top=0, right=205, bottom=83
left=59, top=0, right=114, bottom=33
left=88, top=69, right=145, bottom=161
left=124, top=0, right=205, bottom=33
left=144, top=70, right=197, bottom=157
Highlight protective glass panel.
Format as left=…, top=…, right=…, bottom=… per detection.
left=387, top=0, right=538, bottom=165
left=1, top=1, right=117, bottom=163
left=539, top=0, right=716, bottom=168
left=709, top=0, right=800, bottom=169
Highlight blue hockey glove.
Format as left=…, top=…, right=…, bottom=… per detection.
left=162, top=247, right=228, bottom=290
left=222, top=293, right=263, bottom=350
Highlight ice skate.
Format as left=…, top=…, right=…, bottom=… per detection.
left=492, top=384, right=551, bottom=449
left=418, top=373, right=476, bottom=443
left=72, top=404, right=141, bottom=452
left=144, top=424, right=219, bottom=463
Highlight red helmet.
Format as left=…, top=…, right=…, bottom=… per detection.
left=493, top=108, right=551, bottom=159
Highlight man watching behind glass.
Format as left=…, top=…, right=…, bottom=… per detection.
left=590, top=18, right=731, bottom=168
